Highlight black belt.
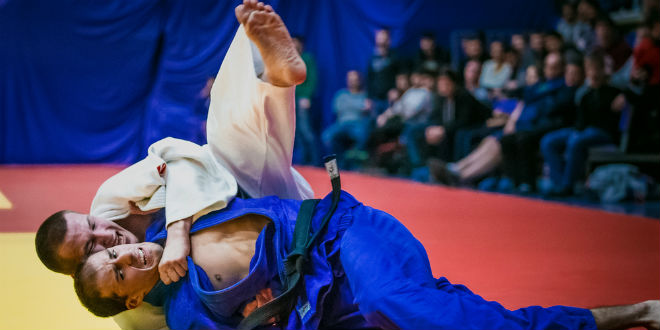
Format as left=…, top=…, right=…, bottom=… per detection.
left=237, top=155, right=341, bottom=330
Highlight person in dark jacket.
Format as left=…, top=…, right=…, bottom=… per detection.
left=499, top=60, right=584, bottom=193
left=430, top=52, right=571, bottom=186
left=406, top=69, right=491, bottom=169
left=541, top=51, right=623, bottom=196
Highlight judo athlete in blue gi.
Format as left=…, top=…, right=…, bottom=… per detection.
left=73, top=160, right=660, bottom=330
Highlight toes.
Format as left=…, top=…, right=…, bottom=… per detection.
left=264, top=4, right=273, bottom=12
left=256, top=2, right=265, bottom=11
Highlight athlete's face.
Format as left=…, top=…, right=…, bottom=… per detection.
left=84, top=243, right=163, bottom=309
left=57, top=212, right=138, bottom=273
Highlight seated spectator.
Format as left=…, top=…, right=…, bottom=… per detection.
left=545, top=31, right=565, bottom=54
left=387, top=72, right=411, bottom=105
left=376, top=69, right=434, bottom=127
left=593, top=16, right=632, bottom=75
left=556, top=2, right=593, bottom=50
left=463, top=60, right=490, bottom=105
left=608, top=24, right=648, bottom=89
left=545, top=30, right=583, bottom=77
left=479, top=40, right=512, bottom=90
left=406, top=69, right=491, bottom=170
left=322, top=70, right=372, bottom=169
left=367, top=28, right=400, bottom=114
left=526, top=31, right=547, bottom=68
left=501, top=48, right=527, bottom=97
left=368, top=69, right=435, bottom=174
left=292, top=36, right=320, bottom=165
left=540, top=51, right=623, bottom=196
left=574, top=0, right=599, bottom=50
left=430, top=52, right=568, bottom=186
left=632, top=12, right=660, bottom=86
left=457, top=34, right=487, bottom=79
left=499, top=59, right=584, bottom=193
left=412, top=32, right=449, bottom=74
left=624, top=13, right=660, bottom=153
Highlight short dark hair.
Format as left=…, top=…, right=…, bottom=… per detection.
left=595, top=15, right=618, bottom=32
left=438, top=68, right=459, bottom=84
left=35, top=210, right=71, bottom=274
left=584, top=50, right=606, bottom=69
left=73, top=261, right=128, bottom=317
left=421, top=31, right=435, bottom=40
left=546, top=30, right=563, bottom=41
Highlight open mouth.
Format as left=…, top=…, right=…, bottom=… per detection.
left=138, top=247, right=147, bottom=267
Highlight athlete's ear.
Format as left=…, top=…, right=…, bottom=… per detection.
left=125, top=295, right=143, bottom=310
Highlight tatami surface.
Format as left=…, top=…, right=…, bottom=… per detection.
left=0, top=165, right=658, bottom=329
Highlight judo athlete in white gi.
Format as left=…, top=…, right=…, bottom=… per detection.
left=35, top=1, right=311, bottom=328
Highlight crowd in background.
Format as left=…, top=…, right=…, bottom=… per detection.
left=284, top=0, right=660, bottom=199
left=185, top=0, right=659, bottom=200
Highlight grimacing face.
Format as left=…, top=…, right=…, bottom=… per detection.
left=58, top=212, right=139, bottom=272
left=85, top=243, right=163, bottom=309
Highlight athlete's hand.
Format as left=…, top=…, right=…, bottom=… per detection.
left=159, top=218, right=192, bottom=285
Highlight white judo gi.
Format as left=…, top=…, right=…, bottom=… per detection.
left=90, top=26, right=313, bottom=330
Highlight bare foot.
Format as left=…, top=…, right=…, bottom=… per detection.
left=235, top=0, right=306, bottom=87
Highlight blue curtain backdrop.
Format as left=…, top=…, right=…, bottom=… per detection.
left=0, top=0, right=557, bottom=164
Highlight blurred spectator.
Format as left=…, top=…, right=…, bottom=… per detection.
left=632, top=13, right=660, bottom=86
left=376, top=69, right=434, bottom=127
left=322, top=70, right=372, bottom=169
left=463, top=60, right=490, bottom=105
left=387, top=72, right=411, bottom=104
left=574, top=0, right=599, bottom=50
left=457, top=34, right=487, bottom=79
left=499, top=59, right=584, bottom=193
left=546, top=30, right=583, bottom=67
left=577, top=0, right=600, bottom=26
left=557, top=2, right=593, bottom=50
left=525, top=65, right=542, bottom=86
left=292, top=36, right=319, bottom=165
left=406, top=69, right=491, bottom=169
left=430, top=52, right=569, bottom=186
left=368, top=69, right=435, bottom=174
left=512, top=33, right=536, bottom=71
left=367, top=28, right=400, bottom=114
left=527, top=31, right=547, bottom=67
left=593, top=16, right=632, bottom=75
left=624, top=12, right=660, bottom=153
left=412, top=32, right=449, bottom=74
left=479, top=40, right=512, bottom=90
left=609, top=24, right=646, bottom=89
left=544, top=31, right=565, bottom=54
left=540, top=51, right=623, bottom=196
left=502, top=48, right=527, bottom=97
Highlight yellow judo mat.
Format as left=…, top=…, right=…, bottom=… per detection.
left=0, top=233, right=119, bottom=330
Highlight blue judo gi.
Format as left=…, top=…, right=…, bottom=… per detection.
left=143, top=191, right=597, bottom=330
